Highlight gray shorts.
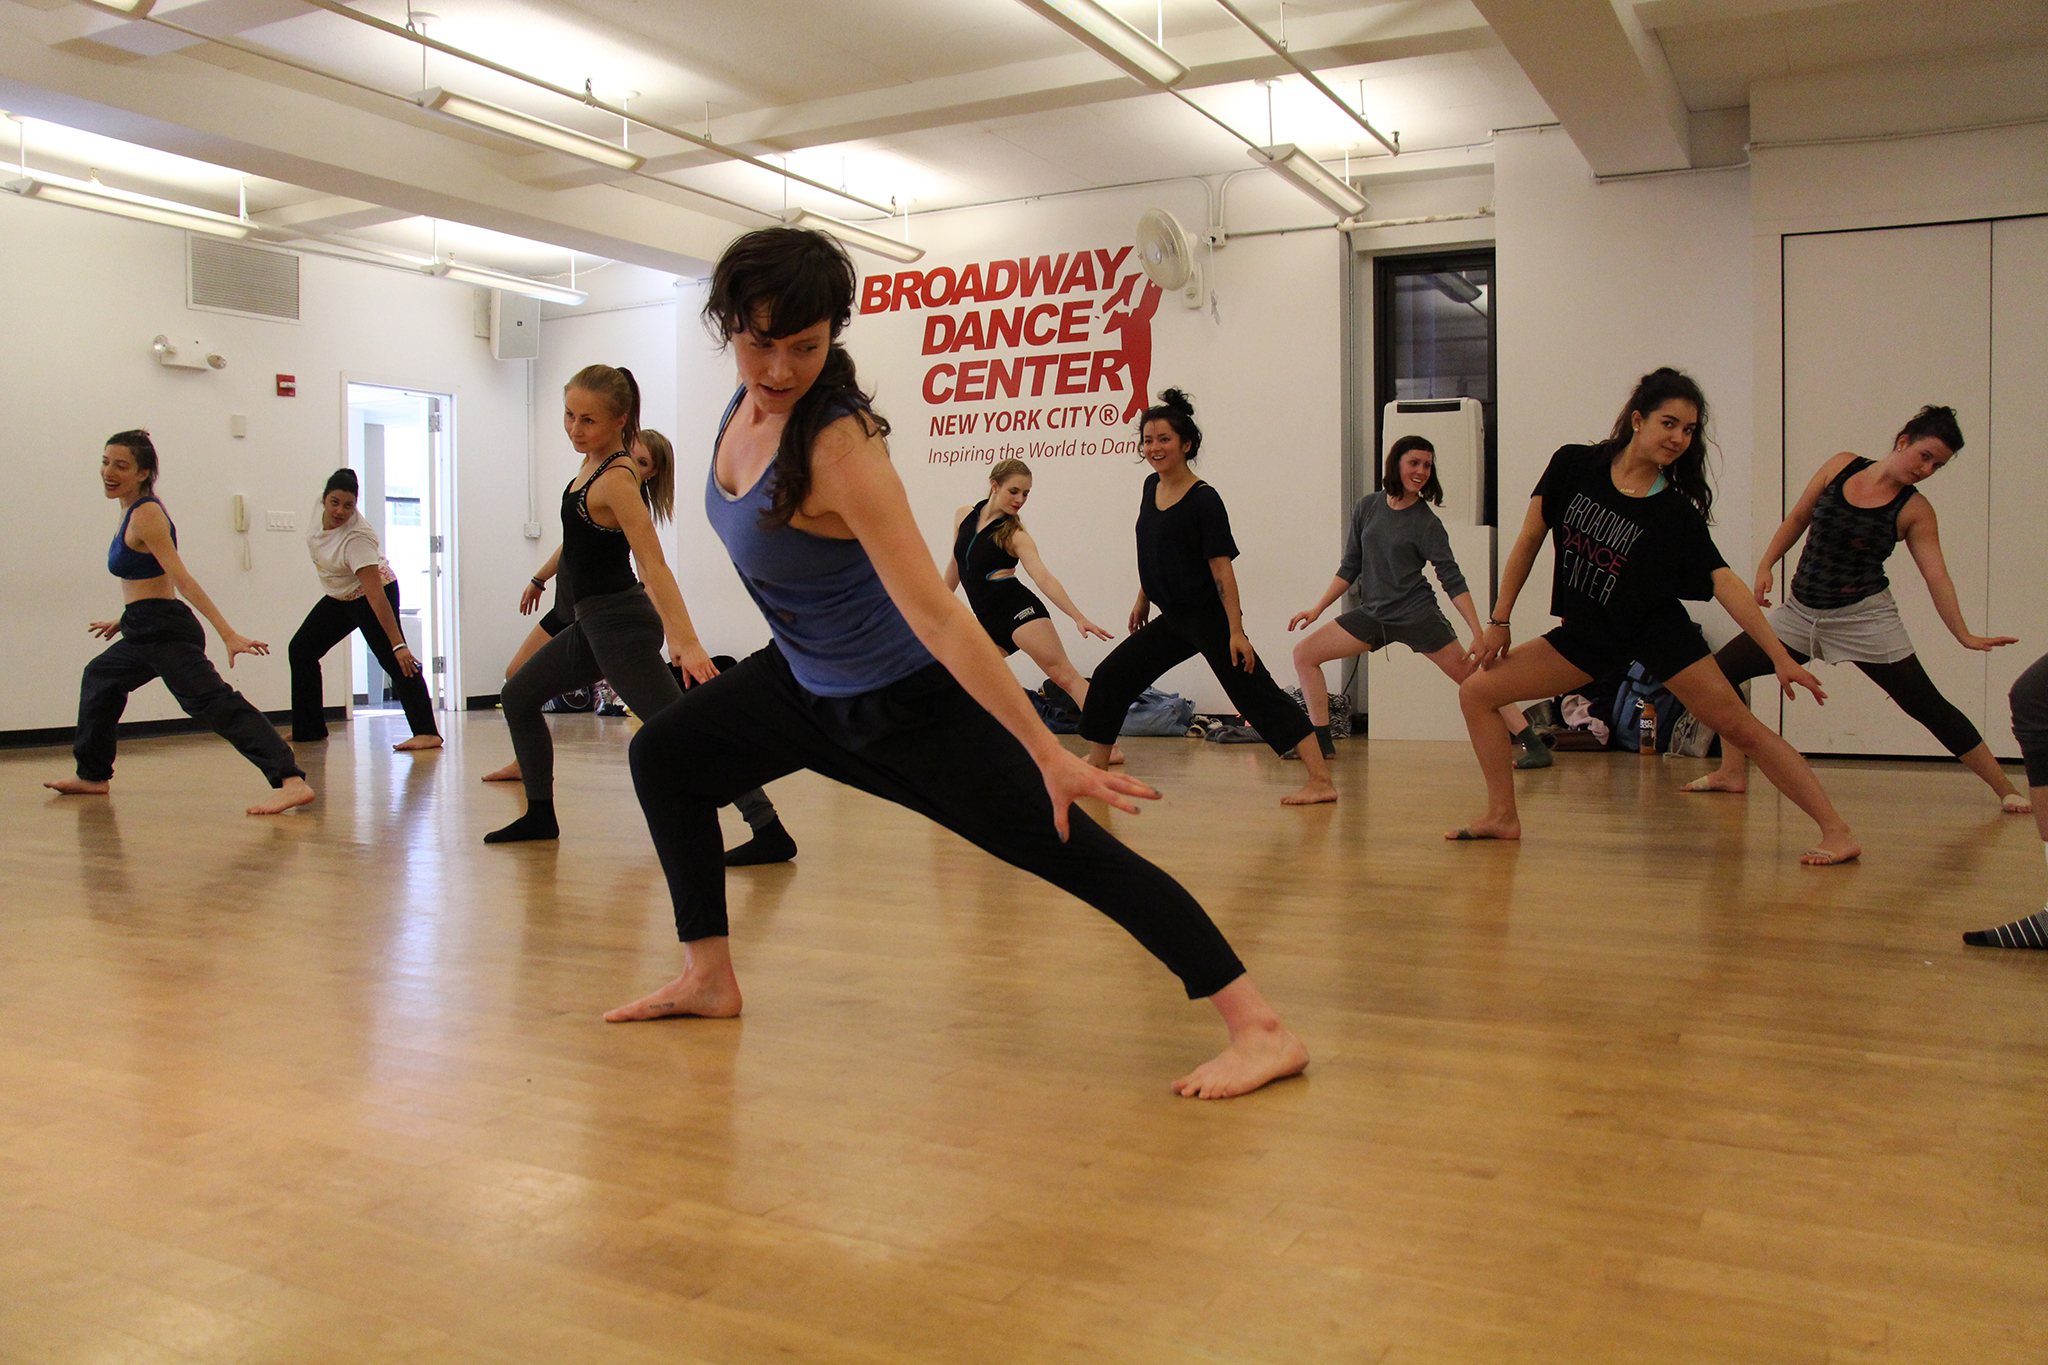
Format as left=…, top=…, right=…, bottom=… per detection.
left=1771, top=589, right=1916, bottom=665
left=1334, top=607, right=1458, bottom=657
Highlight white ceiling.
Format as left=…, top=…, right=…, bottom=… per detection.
left=1, top=0, right=2042, bottom=279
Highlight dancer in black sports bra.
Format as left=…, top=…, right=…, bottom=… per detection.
left=45, top=430, right=314, bottom=815
left=945, top=458, right=1115, bottom=720
left=484, top=370, right=791, bottom=858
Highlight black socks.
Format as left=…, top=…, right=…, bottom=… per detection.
left=1513, top=727, right=1554, bottom=770
left=1311, top=725, right=1335, bottom=759
left=1962, top=909, right=2048, bottom=949
left=724, top=817, right=798, bottom=866
left=485, top=800, right=559, bottom=844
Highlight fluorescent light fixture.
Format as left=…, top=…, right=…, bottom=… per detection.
left=1250, top=143, right=1369, bottom=219
left=426, top=259, right=587, bottom=306
left=80, top=0, right=154, bottom=15
left=419, top=88, right=645, bottom=172
left=3, top=172, right=250, bottom=237
left=1012, top=0, right=1186, bottom=88
left=782, top=209, right=925, bottom=264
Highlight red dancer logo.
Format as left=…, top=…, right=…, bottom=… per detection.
left=1100, top=275, right=1163, bottom=423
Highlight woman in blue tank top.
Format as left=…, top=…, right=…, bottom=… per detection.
left=45, top=430, right=313, bottom=814
left=607, top=227, right=1306, bottom=1099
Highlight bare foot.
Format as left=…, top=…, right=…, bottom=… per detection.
left=481, top=761, right=522, bottom=782
left=1109, top=746, right=1126, bottom=766
left=1282, top=778, right=1338, bottom=806
left=604, top=968, right=743, bottom=1022
left=394, top=735, right=443, bottom=752
left=44, top=777, right=110, bottom=795
left=1801, top=835, right=1861, bottom=866
left=248, top=777, right=316, bottom=816
left=1172, top=1023, right=1308, bottom=1099
left=1679, top=770, right=1748, bottom=794
left=1447, top=815, right=1519, bottom=841
left=2002, top=792, right=2033, bottom=814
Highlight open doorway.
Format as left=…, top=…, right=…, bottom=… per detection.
left=344, top=383, right=457, bottom=719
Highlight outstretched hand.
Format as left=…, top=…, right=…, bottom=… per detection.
left=1076, top=618, right=1114, bottom=642
left=519, top=579, right=544, bottom=615
left=87, top=620, right=121, bottom=640
left=1778, top=658, right=1827, bottom=704
left=223, top=633, right=269, bottom=667
left=1964, top=633, right=2019, bottom=652
left=1287, top=609, right=1319, bottom=632
left=1041, top=748, right=1159, bottom=840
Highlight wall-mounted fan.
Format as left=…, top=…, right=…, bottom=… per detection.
left=1135, top=208, right=1205, bottom=309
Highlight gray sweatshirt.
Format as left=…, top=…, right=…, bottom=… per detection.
left=1335, top=494, right=1468, bottom=623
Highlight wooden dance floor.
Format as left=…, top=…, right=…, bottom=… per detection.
left=3, top=711, right=2043, bottom=1364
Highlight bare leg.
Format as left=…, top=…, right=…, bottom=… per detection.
left=1282, top=742, right=1338, bottom=805
left=247, top=775, right=317, bottom=816
left=1955, top=742, right=2031, bottom=811
left=1085, top=740, right=1118, bottom=771
left=1448, top=640, right=1590, bottom=841
left=1171, top=974, right=1309, bottom=1099
left=604, top=936, right=744, bottom=1021
left=1291, top=621, right=1370, bottom=728
left=1661, top=659, right=1858, bottom=865
left=1423, top=641, right=1532, bottom=735
left=483, top=619, right=556, bottom=782
left=44, top=777, right=110, bottom=795
left=1011, top=619, right=1120, bottom=763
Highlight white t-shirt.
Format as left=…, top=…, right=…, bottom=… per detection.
left=306, top=508, right=393, bottom=599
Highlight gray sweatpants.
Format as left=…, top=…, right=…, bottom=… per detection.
left=501, top=585, right=777, bottom=829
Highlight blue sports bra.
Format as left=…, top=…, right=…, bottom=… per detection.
left=109, top=496, right=174, bottom=579
left=703, top=387, right=934, bottom=697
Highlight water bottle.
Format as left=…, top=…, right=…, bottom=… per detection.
left=1638, top=698, right=1657, bottom=755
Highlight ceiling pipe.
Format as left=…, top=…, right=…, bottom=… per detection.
left=293, top=0, right=895, bottom=217
left=1206, top=0, right=1398, bottom=156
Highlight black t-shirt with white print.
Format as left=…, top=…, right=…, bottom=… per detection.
left=1533, top=444, right=1725, bottom=632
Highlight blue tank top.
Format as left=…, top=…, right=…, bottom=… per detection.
left=109, top=496, right=174, bottom=579
left=703, top=388, right=935, bottom=697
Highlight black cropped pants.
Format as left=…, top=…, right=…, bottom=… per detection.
left=1079, top=606, right=1314, bottom=755
left=288, top=581, right=439, bottom=741
left=73, top=598, right=303, bottom=787
left=627, top=644, right=1246, bottom=999
left=1710, top=632, right=1982, bottom=756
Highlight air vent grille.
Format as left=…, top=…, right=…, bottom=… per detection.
left=188, top=236, right=300, bottom=322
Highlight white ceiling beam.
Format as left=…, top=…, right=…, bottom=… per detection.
left=1468, top=0, right=1691, bottom=174
left=514, top=0, right=1496, bottom=191
left=49, top=0, right=324, bottom=61
left=0, top=5, right=748, bottom=274
left=250, top=194, right=412, bottom=233
left=1631, top=0, right=1860, bottom=28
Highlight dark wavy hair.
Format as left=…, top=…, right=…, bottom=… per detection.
left=1137, top=387, right=1202, bottom=461
left=1896, top=404, right=1964, bottom=453
left=703, top=226, right=889, bottom=529
left=106, top=429, right=159, bottom=495
left=1596, top=367, right=1713, bottom=519
left=1380, top=434, right=1443, bottom=506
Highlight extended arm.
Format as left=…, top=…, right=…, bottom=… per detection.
left=1288, top=575, right=1352, bottom=631
left=131, top=505, right=266, bottom=665
left=355, top=566, right=419, bottom=676
left=1713, top=566, right=1826, bottom=702
left=811, top=420, right=1158, bottom=836
left=1210, top=557, right=1255, bottom=671
left=1472, top=497, right=1549, bottom=666
left=1752, top=454, right=1845, bottom=605
left=594, top=468, right=715, bottom=681
left=1013, top=531, right=1110, bottom=639
left=1901, top=499, right=2017, bottom=651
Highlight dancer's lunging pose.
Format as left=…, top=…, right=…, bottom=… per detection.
left=1077, top=390, right=1336, bottom=805
left=608, top=227, right=1306, bottom=1098
left=46, top=430, right=314, bottom=814
left=1448, top=368, right=1860, bottom=866
left=486, top=375, right=792, bottom=862
left=1681, top=406, right=2026, bottom=812
left=1965, top=652, right=2048, bottom=947
left=1288, top=434, right=1550, bottom=768
left=288, top=468, right=441, bottom=751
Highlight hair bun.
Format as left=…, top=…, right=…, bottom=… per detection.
left=1156, top=387, right=1194, bottom=416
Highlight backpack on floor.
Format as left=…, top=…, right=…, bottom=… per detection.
left=1123, top=687, right=1195, bottom=737
left=1028, top=683, right=1081, bottom=734
left=1608, top=662, right=1682, bottom=752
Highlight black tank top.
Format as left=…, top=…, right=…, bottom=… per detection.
left=953, top=499, right=1021, bottom=588
left=556, top=452, right=640, bottom=611
left=1789, top=456, right=1917, bottom=610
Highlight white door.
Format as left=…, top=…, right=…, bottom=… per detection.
left=1780, top=223, right=1992, bottom=756
left=1986, top=216, right=2048, bottom=760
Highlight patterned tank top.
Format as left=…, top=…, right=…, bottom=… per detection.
left=1789, top=456, right=1917, bottom=611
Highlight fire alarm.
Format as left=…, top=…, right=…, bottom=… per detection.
left=276, top=374, right=297, bottom=397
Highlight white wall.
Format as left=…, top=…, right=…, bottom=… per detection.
left=0, top=191, right=540, bottom=731
left=671, top=176, right=1348, bottom=713
left=1491, top=127, right=1755, bottom=644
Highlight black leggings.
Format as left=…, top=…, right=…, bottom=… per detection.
left=1079, top=608, right=1313, bottom=755
left=74, top=598, right=304, bottom=787
left=288, top=581, right=439, bottom=742
left=627, top=645, right=1246, bottom=999
left=2009, top=652, right=2048, bottom=788
left=1711, top=632, right=1982, bottom=756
